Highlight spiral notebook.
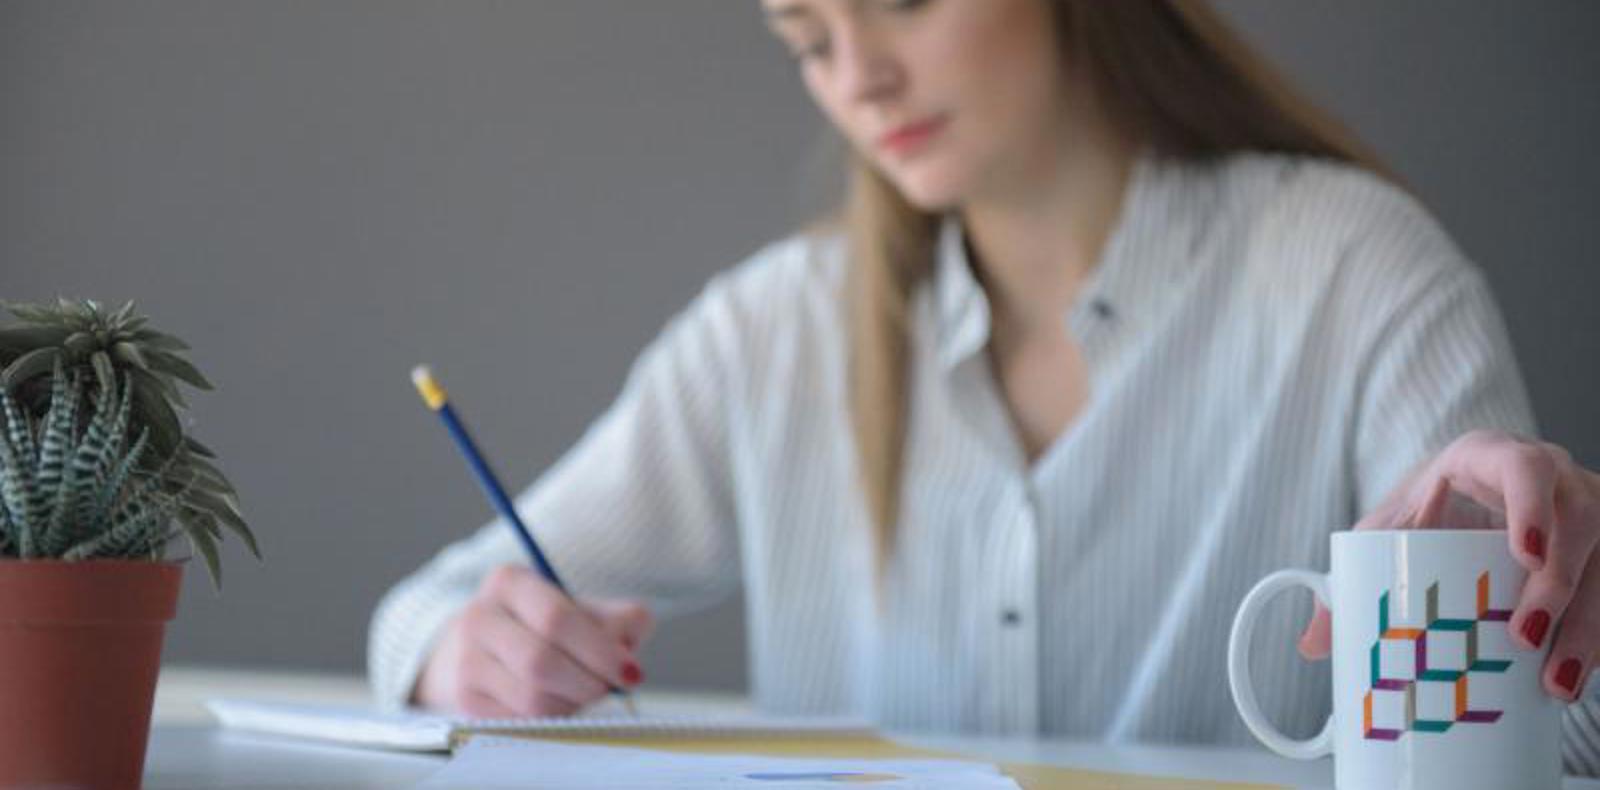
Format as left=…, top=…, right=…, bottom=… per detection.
left=209, top=698, right=1284, bottom=789
left=205, top=698, right=874, bottom=753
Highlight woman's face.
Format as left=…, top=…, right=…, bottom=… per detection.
left=763, top=0, right=1069, bottom=210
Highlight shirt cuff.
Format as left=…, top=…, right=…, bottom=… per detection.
left=367, top=580, right=472, bottom=712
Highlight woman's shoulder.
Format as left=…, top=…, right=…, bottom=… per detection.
left=709, top=226, right=849, bottom=312
left=1207, top=151, right=1482, bottom=306
left=690, top=228, right=847, bottom=331
left=660, top=227, right=849, bottom=368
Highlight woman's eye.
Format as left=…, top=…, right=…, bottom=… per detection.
left=778, top=0, right=928, bottom=64
left=790, top=39, right=831, bottom=63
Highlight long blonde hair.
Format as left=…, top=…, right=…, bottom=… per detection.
left=844, top=0, right=1385, bottom=564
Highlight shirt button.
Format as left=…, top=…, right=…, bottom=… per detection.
left=1090, top=298, right=1115, bottom=320
left=1001, top=608, right=1023, bottom=627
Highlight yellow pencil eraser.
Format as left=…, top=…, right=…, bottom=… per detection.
left=411, top=365, right=447, bottom=410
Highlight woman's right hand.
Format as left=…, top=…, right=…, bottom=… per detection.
left=412, top=564, right=653, bottom=717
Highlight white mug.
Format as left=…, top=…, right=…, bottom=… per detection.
left=1229, top=529, right=1563, bottom=790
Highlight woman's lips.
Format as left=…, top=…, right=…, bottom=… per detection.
left=877, top=116, right=946, bottom=156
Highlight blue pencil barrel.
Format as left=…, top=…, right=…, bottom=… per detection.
left=436, top=403, right=567, bottom=590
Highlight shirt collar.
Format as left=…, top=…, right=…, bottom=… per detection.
left=928, top=150, right=1215, bottom=373
left=932, top=217, right=991, bottom=371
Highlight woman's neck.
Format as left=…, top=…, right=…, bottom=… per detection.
left=960, top=121, right=1137, bottom=333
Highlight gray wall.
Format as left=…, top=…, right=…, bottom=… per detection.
left=2, top=2, right=1595, bottom=692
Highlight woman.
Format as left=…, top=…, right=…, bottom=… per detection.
left=370, top=0, right=1600, bottom=771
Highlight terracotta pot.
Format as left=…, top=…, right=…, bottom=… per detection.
left=0, top=560, right=182, bottom=789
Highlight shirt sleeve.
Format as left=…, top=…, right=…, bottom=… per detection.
left=367, top=272, right=748, bottom=711
left=1352, top=266, right=1536, bottom=513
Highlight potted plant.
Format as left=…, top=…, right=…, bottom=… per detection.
left=0, top=299, right=258, bottom=788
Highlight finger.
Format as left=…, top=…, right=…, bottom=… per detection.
left=457, top=648, right=520, bottom=715
left=1511, top=458, right=1600, bottom=651
left=469, top=665, right=579, bottom=719
left=1547, top=445, right=1600, bottom=585
left=1441, top=435, right=1556, bottom=572
left=470, top=603, right=611, bottom=707
left=1297, top=601, right=1332, bottom=660
left=461, top=631, right=588, bottom=717
left=486, top=566, right=635, bottom=689
left=451, top=645, right=560, bottom=717
left=1352, top=457, right=1429, bottom=532
left=588, top=600, right=655, bottom=653
left=461, top=688, right=517, bottom=719
left=1409, top=475, right=1453, bottom=528
left=1541, top=549, right=1600, bottom=701
left=1514, top=579, right=1570, bottom=656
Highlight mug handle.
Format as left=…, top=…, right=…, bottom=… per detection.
left=1227, top=569, right=1335, bottom=760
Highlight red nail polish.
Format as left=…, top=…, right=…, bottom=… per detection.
left=1557, top=658, right=1583, bottom=696
left=1525, top=528, right=1546, bottom=561
left=1522, top=610, right=1551, bottom=648
left=621, top=661, right=643, bottom=687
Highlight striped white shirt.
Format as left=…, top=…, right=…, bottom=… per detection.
left=369, top=151, right=1600, bottom=773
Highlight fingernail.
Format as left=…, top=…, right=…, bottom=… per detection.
left=1525, top=528, right=1546, bottom=562
left=1522, top=609, right=1552, bottom=648
left=1557, top=658, right=1583, bottom=696
left=621, top=661, right=643, bottom=687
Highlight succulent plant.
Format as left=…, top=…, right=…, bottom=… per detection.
left=0, top=300, right=257, bottom=586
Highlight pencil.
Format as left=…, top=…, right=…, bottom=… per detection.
left=410, top=365, right=638, bottom=716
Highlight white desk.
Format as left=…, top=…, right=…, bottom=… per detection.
left=147, top=666, right=1600, bottom=789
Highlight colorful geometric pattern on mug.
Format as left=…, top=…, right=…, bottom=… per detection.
left=1363, top=572, right=1514, bottom=741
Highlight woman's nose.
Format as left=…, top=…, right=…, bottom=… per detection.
left=833, top=26, right=904, bottom=105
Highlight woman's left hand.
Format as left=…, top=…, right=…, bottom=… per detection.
left=1298, top=429, right=1600, bottom=702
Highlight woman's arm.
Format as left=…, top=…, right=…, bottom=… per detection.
left=367, top=266, right=756, bottom=712
left=1297, top=256, right=1600, bottom=775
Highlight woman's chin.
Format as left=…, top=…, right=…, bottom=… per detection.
left=887, top=174, right=964, bottom=213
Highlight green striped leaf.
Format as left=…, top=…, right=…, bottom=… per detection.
left=128, top=329, right=191, bottom=352
left=0, top=326, right=73, bottom=356
left=97, top=428, right=150, bottom=523
left=145, top=349, right=214, bottom=391
left=111, top=341, right=150, bottom=372
left=0, top=433, right=38, bottom=557
left=188, top=522, right=222, bottom=588
left=186, top=488, right=259, bottom=559
left=1, top=347, right=60, bottom=392
left=183, top=436, right=217, bottom=459
left=0, top=389, right=36, bottom=464
left=89, top=350, right=115, bottom=394
left=35, top=366, right=78, bottom=494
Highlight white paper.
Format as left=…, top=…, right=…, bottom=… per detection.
left=419, top=737, right=1022, bottom=788
left=207, top=698, right=456, bottom=751
left=206, top=698, right=873, bottom=753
